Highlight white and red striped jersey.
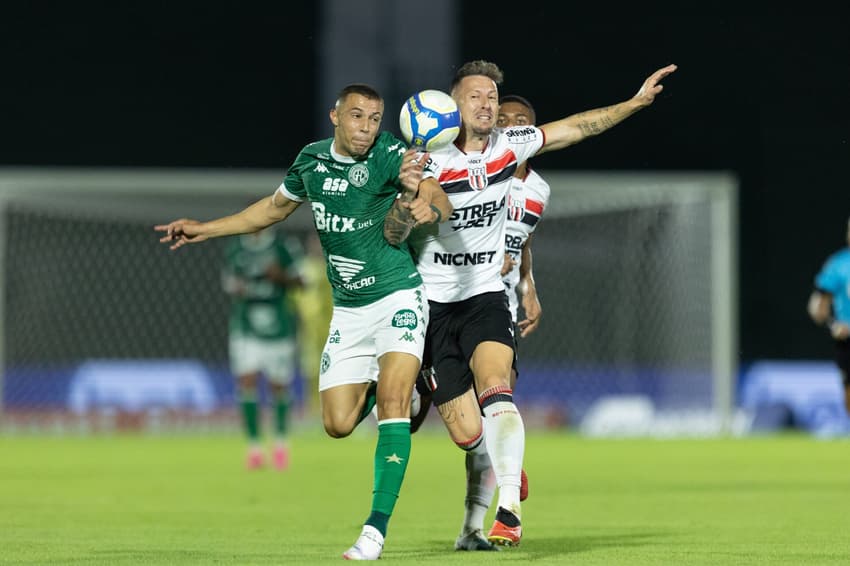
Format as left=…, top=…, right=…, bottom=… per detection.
left=503, top=168, right=550, bottom=321
left=411, top=126, right=544, bottom=303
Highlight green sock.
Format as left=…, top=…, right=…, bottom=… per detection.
left=239, top=392, right=260, bottom=441
left=356, top=381, right=378, bottom=425
left=273, top=395, right=290, bottom=437
left=366, top=420, right=411, bottom=537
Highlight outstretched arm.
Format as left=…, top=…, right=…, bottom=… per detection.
left=538, top=63, right=677, bottom=155
left=155, top=192, right=301, bottom=250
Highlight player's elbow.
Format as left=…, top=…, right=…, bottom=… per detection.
left=807, top=291, right=835, bottom=325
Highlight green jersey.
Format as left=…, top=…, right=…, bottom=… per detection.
left=279, top=132, right=422, bottom=307
left=223, top=230, right=299, bottom=340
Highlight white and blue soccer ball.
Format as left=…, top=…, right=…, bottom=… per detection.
left=399, top=89, right=461, bottom=152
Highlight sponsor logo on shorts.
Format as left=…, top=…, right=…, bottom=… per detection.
left=391, top=309, right=419, bottom=330
left=398, top=331, right=415, bottom=342
left=320, top=352, right=331, bottom=374
left=328, top=329, right=341, bottom=344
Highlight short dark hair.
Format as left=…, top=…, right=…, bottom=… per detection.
left=335, top=83, right=382, bottom=109
left=499, top=94, right=537, bottom=123
left=451, top=60, right=504, bottom=92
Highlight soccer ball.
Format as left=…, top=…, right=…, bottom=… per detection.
left=399, top=90, right=461, bottom=152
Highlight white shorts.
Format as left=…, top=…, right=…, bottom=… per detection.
left=229, top=334, right=297, bottom=385
left=318, top=286, right=428, bottom=392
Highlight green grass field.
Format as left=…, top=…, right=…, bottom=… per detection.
left=2, top=430, right=850, bottom=565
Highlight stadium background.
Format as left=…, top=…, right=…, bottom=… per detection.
left=1, top=1, right=848, bottom=432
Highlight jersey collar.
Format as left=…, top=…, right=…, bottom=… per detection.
left=330, top=142, right=357, bottom=164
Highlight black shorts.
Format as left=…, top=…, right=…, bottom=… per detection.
left=835, top=338, right=850, bottom=385
left=426, top=291, right=516, bottom=405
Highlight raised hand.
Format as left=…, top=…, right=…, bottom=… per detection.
left=398, top=149, right=428, bottom=195
left=634, top=63, right=677, bottom=107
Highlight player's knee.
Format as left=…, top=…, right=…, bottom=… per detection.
left=238, top=372, right=260, bottom=389
left=375, top=391, right=410, bottom=420
left=442, top=414, right=483, bottom=448
left=452, top=428, right=484, bottom=451
left=322, top=413, right=356, bottom=439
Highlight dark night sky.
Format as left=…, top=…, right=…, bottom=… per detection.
left=2, top=2, right=849, bottom=362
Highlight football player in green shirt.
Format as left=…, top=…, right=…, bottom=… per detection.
left=156, top=83, right=451, bottom=561
left=222, top=227, right=303, bottom=471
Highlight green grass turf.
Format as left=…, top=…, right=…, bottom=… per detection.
left=2, top=430, right=850, bottom=565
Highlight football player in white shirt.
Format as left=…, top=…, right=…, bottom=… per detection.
left=498, top=94, right=549, bottom=345
left=403, top=60, right=676, bottom=549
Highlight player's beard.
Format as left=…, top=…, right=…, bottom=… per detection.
left=471, top=124, right=493, bottom=137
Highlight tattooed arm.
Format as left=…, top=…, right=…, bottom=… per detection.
left=384, top=184, right=419, bottom=245
left=384, top=150, right=452, bottom=245
left=538, top=63, right=676, bottom=155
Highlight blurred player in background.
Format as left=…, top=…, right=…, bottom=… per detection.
left=807, top=215, right=850, bottom=412
left=222, top=227, right=303, bottom=470
left=405, top=60, right=676, bottom=549
left=289, top=231, right=333, bottom=420
left=156, top=83, right=451, bottom=561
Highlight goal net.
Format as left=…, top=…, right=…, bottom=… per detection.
left=514, top=172, right=738, bottom=435
left=0, top=168, right=317, bottom=432
left=0, top=169, right=737, bottom=435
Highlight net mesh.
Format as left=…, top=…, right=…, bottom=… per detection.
left=0, top=169, right=736, bottom=434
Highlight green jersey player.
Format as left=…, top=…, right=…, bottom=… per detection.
left=155, top=83, right=451, bottom=561
left=222, top=227, right=302, bottom=471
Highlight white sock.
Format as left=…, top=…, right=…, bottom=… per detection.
left=460, top=425, right=496, bottom=535
left=482, top=399, right=524, bottom=517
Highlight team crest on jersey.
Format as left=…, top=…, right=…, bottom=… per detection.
left=348, top=163, right=369, bottom=187
left=466, top=156, right=488, bottom=190
left=507, top=194, right=525, bottom=221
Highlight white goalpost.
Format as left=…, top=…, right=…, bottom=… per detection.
left=518, top=171, right=738, bottom=435
left=0, top=168, right=737, bottom=435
